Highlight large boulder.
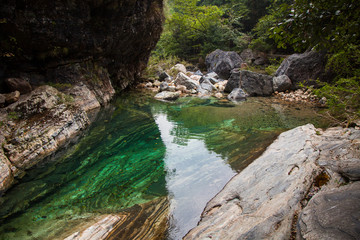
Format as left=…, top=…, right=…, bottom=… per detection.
left=225, top=69, right=273, bottom=96
left=199, top=78, right=216, bottom=93
left=275, top=51, right=328, bottom=88
left=227, top=88, right=247, bottom=101
left=273, top=75, right=292, bottom=92
left=174, top=72, right=199, bottom=90
left=205, top=49, right=243, bottom=79
left=297, top=182, right=360, bottom=240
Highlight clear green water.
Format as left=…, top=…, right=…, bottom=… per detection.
left=0, top=92, right=329, bottom=240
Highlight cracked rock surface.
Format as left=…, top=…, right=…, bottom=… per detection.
left=184, top=124, right=360, bottom=240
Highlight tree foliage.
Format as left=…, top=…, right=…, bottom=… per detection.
left=270, top=0, right=360, bottom=52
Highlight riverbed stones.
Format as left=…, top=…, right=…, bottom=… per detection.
left=297, top=182, right=360, bottom=240
left=205, top=49, right=243, bottom=79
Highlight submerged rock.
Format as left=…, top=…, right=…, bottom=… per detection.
left=65, top=197, right=169, bottom=240
left=154, top=91, right=180, bottom=101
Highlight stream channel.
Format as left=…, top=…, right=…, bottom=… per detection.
left=0, top=91, right=329, bottom=240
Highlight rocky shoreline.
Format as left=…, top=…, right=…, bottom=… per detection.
left=184, top=124, right=360, bottom=239
left=0, top=78, right=115, bottom=194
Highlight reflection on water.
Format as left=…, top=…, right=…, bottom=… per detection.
left=0, top=93, right=329, bottom=240
left=153, top=113, right=235, bottom=239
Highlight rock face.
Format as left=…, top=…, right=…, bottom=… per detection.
left=0, top=0, right=164, bottom=89
left=184, top=125, right=360, bottom=240
left=205, top=49, right=243, bottom=79
left=225, top=69, right=273, bottom=96
left=275, top=51, right=328, bottom=88
left=297, top=182, right=360, bottom=240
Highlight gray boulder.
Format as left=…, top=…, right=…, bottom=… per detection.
left=159, top=82, right=169, bottom=92
left=199, top=78, right=216, bottom=93
left=205, top=49, right=243, bottom=79
left=297, top=182, right=360, bottom=240
left=225, top=69, right=273, bottom=96
left=240, top=49, right=268, bottom=65
left=200, top=76, right=218, bottom=85
left=174, top=72, right=199, bottom=90
left=227, top=88, right=247, bottom=101
left=154, top=91, right=180, bottom=101
left=273, top=75, right=292, bottom=92
left=275, top=51, right=328, bottom=88
left=5, top=77, right=32, bottom=94
left=205, top=72, right=219, bottom=79
left=194, top=70, right=203, bottom=76
left=158, top=72, right=170, bottom=82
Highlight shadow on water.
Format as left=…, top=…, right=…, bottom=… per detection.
left=0, top=92, right=330, bottom=240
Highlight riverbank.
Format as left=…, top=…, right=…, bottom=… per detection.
left=184, top=124, right=360, bottom=239
left=0, top=79, right=115, bottom=194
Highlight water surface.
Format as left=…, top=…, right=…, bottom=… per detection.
left=0, top=93, right=328, bottom=240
